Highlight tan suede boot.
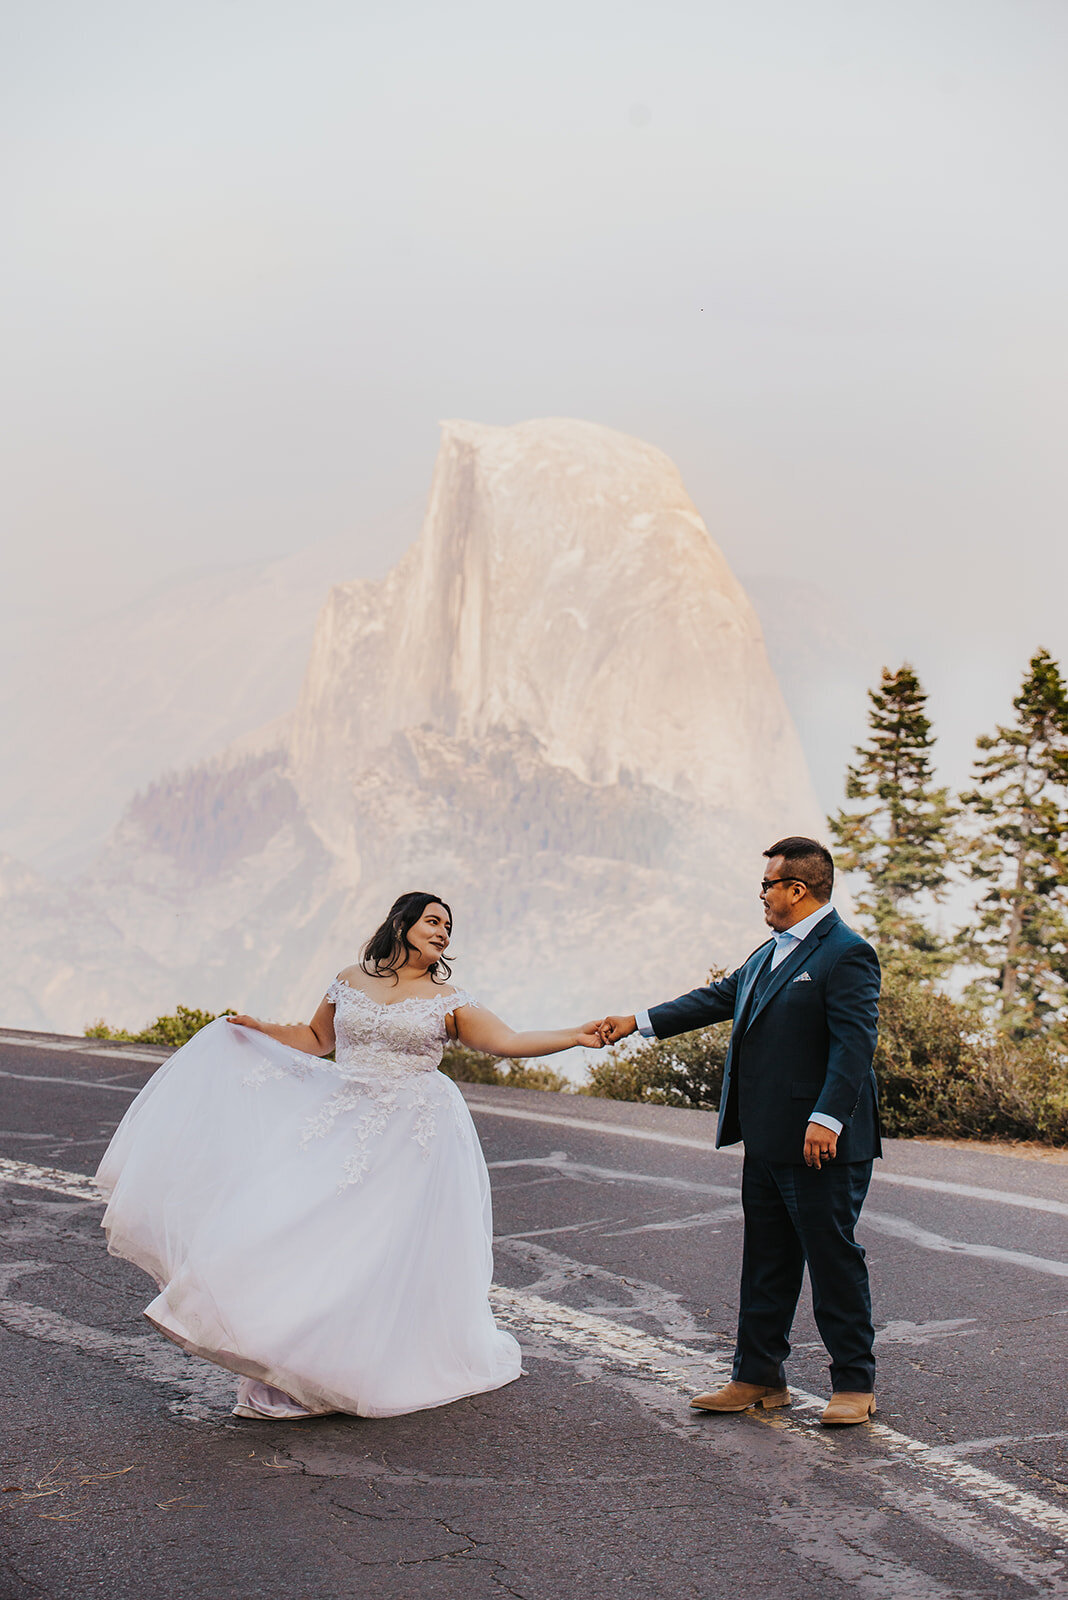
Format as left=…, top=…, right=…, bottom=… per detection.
left=691, top=1380, right=791, bottom=1412
left=820, top=1391, right=876, bottom=1425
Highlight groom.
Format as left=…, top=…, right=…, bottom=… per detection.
left=601, top=836, right=882, bottom=1425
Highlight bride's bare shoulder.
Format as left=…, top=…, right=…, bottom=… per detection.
left=334, top=965, right=366, bottom=991
left=330, top=966, right=374, bottom=992
left=333, top=965, right=396, bottom=999
left=439, top=984, right=478, bottom=1006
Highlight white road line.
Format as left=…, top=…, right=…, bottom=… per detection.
left=874, top=1171, right=1068, bottom=1220
left=468, top=1099, right=727, bottom=1152
left=489, top=1287, right=1068, bottom=1543
left=862, top=1210, right=1068, bottom=1279
left=467, top=1100, right=1068, bottom=1219
left=3, top=1035, right=1063, bottom=1219
left=0, top=1283, right=236, bottom=1420
left=0, top=1158, right=102, bottom=1200
left=489, top=1153, right=1068, bottom=1276
left=489, top=1151, right=739, bottom=1198
left=1, top=1285, right=1062, bottom=1585
left=0, top=1033, right=169, bottom=1065
left=2, top=1160, right=1066, bottom=1549
left=5, top=1145, right=1066, bottom=1282
left=0, top=1068, right=139, bottom=1095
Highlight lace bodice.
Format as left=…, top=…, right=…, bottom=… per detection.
left=325, top=978, right=477, bottom=1080
left=315, top=978, right=479, bottom=1187
left=237, top=979, right=480, bottom=1190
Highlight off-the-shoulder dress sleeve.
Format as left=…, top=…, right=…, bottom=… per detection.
left=325, top=978, right=346, bottom=1007
left=442, top=987, right=479, bottom=1015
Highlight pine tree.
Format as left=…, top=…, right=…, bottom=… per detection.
left=829, top=664, right=956, bottom=979
left=960, top=649, right=1068, bottom=1036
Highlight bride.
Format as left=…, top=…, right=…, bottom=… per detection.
left=96, top=891, right=605, bottom=1421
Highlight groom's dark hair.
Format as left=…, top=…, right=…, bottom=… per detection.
left=764, top=836, right=834, bottom=903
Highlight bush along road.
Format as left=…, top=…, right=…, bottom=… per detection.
left=0, top=1028, right=1066, bottom=1599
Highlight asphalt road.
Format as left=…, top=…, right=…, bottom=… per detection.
left=1, top=1028, right=1066, bottom=1600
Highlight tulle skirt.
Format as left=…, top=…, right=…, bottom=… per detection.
left=96, top=1020, right=522, bottom=1417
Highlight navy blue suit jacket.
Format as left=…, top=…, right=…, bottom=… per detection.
left=648, top=909, right=882, bottom=1164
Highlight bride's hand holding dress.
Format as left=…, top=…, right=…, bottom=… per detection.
left=95, top=891, right=605, bottom=1422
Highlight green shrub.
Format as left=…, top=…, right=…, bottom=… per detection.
left=439, top=1044, right=507, bottom=1085
left=504, top=1060, right=572, bottom=1093
left=992, top=1035, right=1068, bottom=1144
left=873, top=974, right=979, bottom=1136
left=582, top=1027, right=729, bottom=1110
left=875, top=973, right=1068, bottom=1143
left=576, top=975, right=1068, bottom=1144
left=82, top=982, right=1068, bottom=1143
left=84, top=1021, right=134, bottom=1042
left=439, top=1044, right=570, bottom=1094
left=85, top=1004, right=234, bottom=1047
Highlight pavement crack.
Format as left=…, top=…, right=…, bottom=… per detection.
left=327, top=1501, right=388, bottom=1523
left=0, top=1537, right=51, bottom=1597
left=489, top=1569, right=531, bottom=1600
left=330, top=1497, right=390, bottom=1523
left=372, top=1519, right=487, bottom=1566
left=42, top=1257, right=125, bottom=1293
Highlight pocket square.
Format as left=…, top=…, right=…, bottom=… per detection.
left=791, top=971, right=812, bottom=983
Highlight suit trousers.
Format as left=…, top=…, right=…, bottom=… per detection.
left=732, top=1154, right=875, bottom=1393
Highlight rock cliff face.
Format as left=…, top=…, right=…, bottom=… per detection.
left=0, top=419, right=824, bottom=1043
left=291, top=419, right=809, bottom=862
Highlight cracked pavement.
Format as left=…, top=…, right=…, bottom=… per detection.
left=1, top=1034, right=1066, bottom=1599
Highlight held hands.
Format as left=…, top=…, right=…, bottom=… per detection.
left=598, top=1015, right=637, bottom=1046
left=226, top=1011, right=628, bottom=1053
left=803, top=1122, right=838, bottom=1170
left=573, top=1017, right=635, bottom=1048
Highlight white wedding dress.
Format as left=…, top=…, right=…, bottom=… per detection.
left=96, top=980, right=522, bottom=1417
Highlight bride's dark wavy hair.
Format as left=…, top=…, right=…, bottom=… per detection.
left=360, top=891, right=454, bottom=985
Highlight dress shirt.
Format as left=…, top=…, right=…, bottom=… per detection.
left=635, top=900, right=843, bottom=1137
left=769, top=900, right=836, bottom=966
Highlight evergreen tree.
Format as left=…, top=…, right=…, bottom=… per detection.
left=829, top=664, right=956, bottom=978
left=960, top=649, right=1068, bottom=1035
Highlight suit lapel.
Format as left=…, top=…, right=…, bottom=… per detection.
left=734, top=943, right=775, bottom=1031
left=742, top=909, right=840, bottom=1032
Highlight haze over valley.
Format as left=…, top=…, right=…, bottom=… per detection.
left=0, top=419, right=822, bottom=1038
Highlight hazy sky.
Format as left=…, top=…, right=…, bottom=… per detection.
left=3, top=0, right=1067, bottom=795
